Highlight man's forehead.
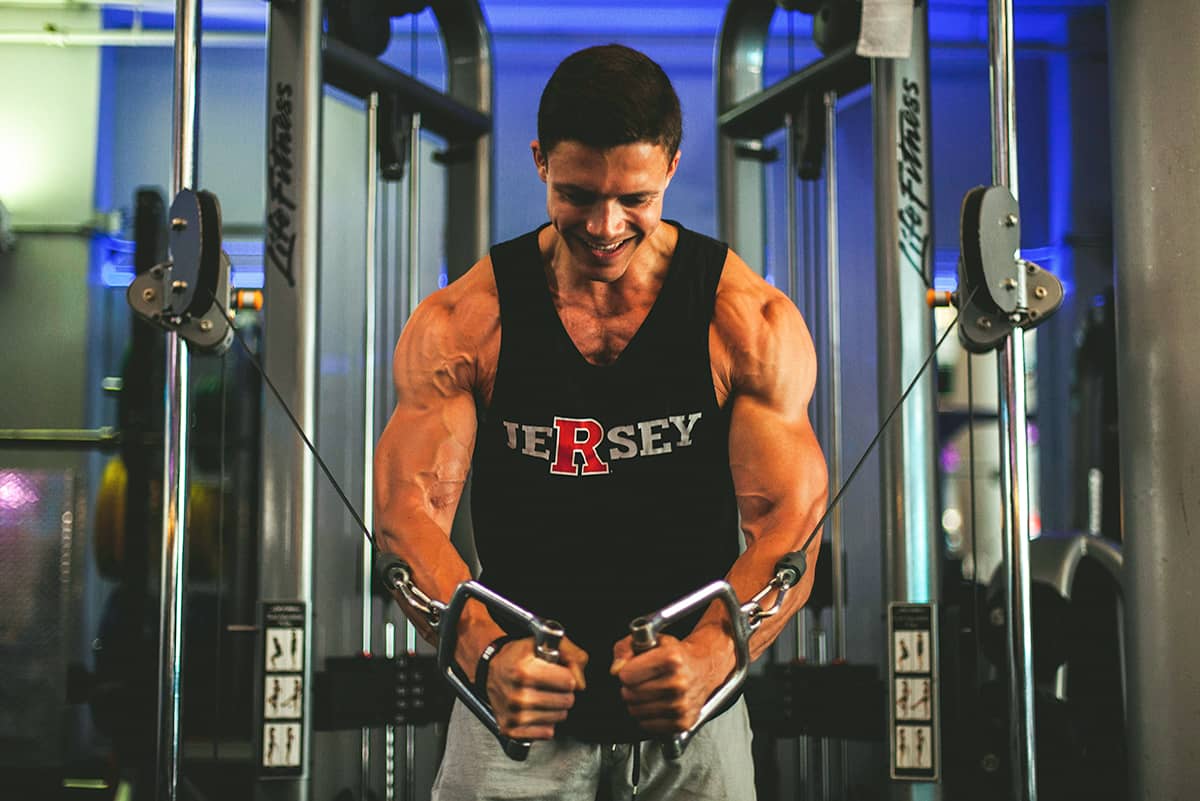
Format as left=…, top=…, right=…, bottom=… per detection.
left=546, top=140, right=673, bottom=164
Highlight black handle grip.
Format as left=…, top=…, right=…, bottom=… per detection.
left=376, top=554, right=411, bottom=593
left=774, top=551, right=808, bottom=588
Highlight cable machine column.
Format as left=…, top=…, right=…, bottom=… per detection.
left=361, top=90, right=381, bottom=799
left=402, top=110, right=422, bottom=801
left=156, top=0, right=200, bottom=796
left=823, top=88, right=849, bottom=801
left=259, top=0, right=322, bottom=795
left=987, top=0, right=1037, bottom=797
left=1109, top=1, right=1200, bottom=798
left=872, top=0, right=940, bottom=795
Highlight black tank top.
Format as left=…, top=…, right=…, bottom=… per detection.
left=470, top=222, right=740, bottom=742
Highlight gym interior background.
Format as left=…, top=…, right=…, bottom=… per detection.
left=1, top=0, right=1191, bottom=799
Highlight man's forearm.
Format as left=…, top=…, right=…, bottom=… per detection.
left=683, top=523, right=822, bottom=674
left=377, top=514, right=507, bottom=680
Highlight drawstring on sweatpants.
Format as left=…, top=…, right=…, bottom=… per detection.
left=630, top=741, right=642, bottom=799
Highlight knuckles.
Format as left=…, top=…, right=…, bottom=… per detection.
left=663, top=650, right=685, bottom=671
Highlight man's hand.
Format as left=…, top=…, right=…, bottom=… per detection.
left=486, top=637, right=588, bottom=740
left=610, top=633, right=727, bottom=735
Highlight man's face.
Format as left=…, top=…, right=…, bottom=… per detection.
left=532, top=139, right=680, bottom=283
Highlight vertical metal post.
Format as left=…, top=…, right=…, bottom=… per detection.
left=361, top=91, right=380, bottom=800
left=873, top=1, right=938, bottom=619
left=783, top=113, right=798, bottom=300
left=987, top=0, right=1037, bottom=798
left=260, top=0, right=321, bottom=795
left=823, top=89, right=849, bottom=801
left=385, top=622, right=397, bottom=801
left=824, top=90, right=845, bottom=664
left=781, top=110, right=812, bottom=796
left=873, top=2, right=939, bottom=796
left=1109, top=3, right=1200, bottom=799
left=157, top=0, right=200, bottom=797
left=406, top=114, right=422, bottom=320
left=403, top=111, right=422, bottom=801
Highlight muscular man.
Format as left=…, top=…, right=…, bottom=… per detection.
left=374, top=44, right=827, bottom=799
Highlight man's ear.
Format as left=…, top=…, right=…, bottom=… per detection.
left=664, top=148, right=681, bottom=185
left=531, top=140, right=548, bottom=183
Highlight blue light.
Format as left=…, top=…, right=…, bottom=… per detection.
left=933, top=244, right=1074, bottom=297
left=97, top=234, right=265, bottom=289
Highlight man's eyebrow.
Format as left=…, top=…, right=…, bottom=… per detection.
left=555, top=184, right=658, bottom=200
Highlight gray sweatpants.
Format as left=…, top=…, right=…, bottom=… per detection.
left=431, top=699, right=757, bottom=800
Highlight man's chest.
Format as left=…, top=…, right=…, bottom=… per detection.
left=555, top=303, right=648, bottom=366
left=473, top=316, right=732, bottom=411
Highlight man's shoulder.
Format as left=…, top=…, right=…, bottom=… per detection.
left=394, top=256, right=502, bottom=395
left=712, top=250, right=802, bottom=346
left=412, top=256, right=500, bottom=332
left=709, top=249, right=815, bottom=400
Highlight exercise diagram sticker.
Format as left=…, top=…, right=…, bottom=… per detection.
left=893, top=630, right=930, bottom=673
left=266, top=626, right=304, bottom=672
left=264, top=674, right=304, bottom=719
left=894, top=677, right=932, bottom=721
left=263, top=722, right=302, bottom=768
left=259, top=601, right=307, bottom=778
left=889, top=603, right=939, bottom=782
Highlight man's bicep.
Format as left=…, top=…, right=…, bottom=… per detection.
left=375, top=391, right=477, bottom=531
left=728, top=394, right=825, bottom=542
left=726, top=302, right=827, bottom=545
left=374, top=307, right=479, bottom=535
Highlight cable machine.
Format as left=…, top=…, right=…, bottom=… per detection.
left=125, top=2, right=492, bottom=798
left=715, top=1, right=1065, bottom=799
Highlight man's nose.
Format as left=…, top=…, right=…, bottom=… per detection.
left=586, top=200, right=623, bottom=241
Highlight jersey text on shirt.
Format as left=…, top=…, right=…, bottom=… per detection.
left=500, top=412, right=704, bottom=476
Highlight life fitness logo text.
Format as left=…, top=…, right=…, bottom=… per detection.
left=502, top=413, right=703, bottom=476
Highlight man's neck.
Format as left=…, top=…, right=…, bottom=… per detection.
left=540, top=223, right=677, bottom=314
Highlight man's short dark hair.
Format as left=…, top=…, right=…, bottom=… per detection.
left=537, top=44, right=682, bottom=159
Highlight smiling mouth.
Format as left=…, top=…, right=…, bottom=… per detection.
left=575, top=234, right=636, bottom=255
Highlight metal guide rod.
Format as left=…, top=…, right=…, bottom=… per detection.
left=385, top=622, right=397, bottom=801
left=157, top=0, right=200, bottom=796
left=783, top=120, right=811, bottom=793
left=824, top=89, right=849, bottom=801
left=988, top=0, right=1037, bottom=798
left=783, top=112, right=798, bottom=302
left=815, top=630, right=831, bottom=800
left=811, top=181, right=820, bottom=801
left=361, top=90, right=380, bottom=799
left=781, top=113, right=807, bottom=665
left=824, top=90, right=845, bottom=663
left=403, top=110, right=422, bottom=801
left=407, top=113, right=423, bottom=322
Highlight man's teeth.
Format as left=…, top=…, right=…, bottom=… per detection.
left=587, top=240, right=623, bottom=252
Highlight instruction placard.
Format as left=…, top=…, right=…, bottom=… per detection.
left=888, top=603, right=939, bottom=782
left=259, top=602, right=307, bottom=778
